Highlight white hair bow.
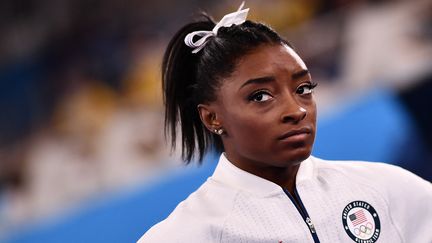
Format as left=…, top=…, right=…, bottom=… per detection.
left=184, top=2, right=249, bottom=54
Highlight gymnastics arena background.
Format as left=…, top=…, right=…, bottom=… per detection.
left=1, top=0, right=431, bottom=242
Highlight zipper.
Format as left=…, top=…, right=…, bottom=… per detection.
left=305, top=217, right=316, bottom=233
left=283, top=188, right=320, bottom=243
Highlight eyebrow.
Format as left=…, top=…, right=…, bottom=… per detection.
left=239, top=69, right=310, bottom=91
left=239, top=76, right=276, bottom=90
left=291, top=69, right=310, bottom=80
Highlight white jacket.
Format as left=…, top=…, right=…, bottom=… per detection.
left=138, top=154, right=432, bottom=243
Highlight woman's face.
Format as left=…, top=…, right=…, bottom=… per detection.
left=209, top=43, right=317, bottom=171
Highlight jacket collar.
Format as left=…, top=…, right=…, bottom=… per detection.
left=210, top=153, right=315, bottom=197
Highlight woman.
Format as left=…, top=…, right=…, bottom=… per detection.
left=138, top=3, right=431, bottom=243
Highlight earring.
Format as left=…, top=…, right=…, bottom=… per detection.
left=214, top=128, right=224, bottom=135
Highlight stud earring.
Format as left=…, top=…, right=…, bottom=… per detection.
left=214, top=128, right=224, bottom=135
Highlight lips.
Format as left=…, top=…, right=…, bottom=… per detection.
left=277, top=127, right=312, bottom=140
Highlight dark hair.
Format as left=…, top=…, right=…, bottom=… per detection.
left=163, top=13, right=291, bottom=163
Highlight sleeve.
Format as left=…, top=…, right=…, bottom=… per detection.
left=378, top=164, right=432, bottom=242
left=136, top=211, right=218, bottom=243
left=136, top=183, right=235, bottom=243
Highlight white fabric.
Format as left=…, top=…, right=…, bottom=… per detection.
left=184, top=2, right=249, bottom=53
left=138, top=154, right=432, bottom=243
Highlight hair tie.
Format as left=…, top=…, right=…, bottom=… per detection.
left=184, top=2, right=249, bottom=54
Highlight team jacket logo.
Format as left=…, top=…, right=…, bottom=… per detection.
left=342, top=201, right=381, bottom=243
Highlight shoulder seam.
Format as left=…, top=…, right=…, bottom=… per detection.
left=218, top=190, right=242, bottom=242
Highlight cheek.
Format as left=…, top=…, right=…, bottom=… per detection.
left=222, top=104, right=275, bottom=146
left=309, top=100, right=317, bottom=125
left=299, top=97, right=317, bottom=123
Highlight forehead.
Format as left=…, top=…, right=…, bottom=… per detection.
left=229, top=44, right=308, bottom=81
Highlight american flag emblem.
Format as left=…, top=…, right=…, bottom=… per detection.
left=349, top=209, right=367, bottom=226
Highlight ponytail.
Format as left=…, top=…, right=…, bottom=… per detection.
left=163, top=15, right=220, bottom=163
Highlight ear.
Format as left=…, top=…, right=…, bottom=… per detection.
left=197, top=104, right=221, bottom=133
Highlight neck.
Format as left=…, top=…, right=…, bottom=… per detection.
left=224, top=153, right=300, bottom=195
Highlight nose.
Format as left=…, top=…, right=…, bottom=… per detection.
left=280, top=101, right=307, bottom=124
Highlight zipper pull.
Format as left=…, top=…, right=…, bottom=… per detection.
left=305, top=217, right=316, bottom=234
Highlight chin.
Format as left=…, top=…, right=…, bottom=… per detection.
left=280, top=146, right=312, bottom=165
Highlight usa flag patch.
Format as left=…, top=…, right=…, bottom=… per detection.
left=342, top=201, right=381, bottom=243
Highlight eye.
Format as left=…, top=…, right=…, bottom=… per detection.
left=296, top=82, right=318, bottom=95
left=249, top=90, right=273, bottom=102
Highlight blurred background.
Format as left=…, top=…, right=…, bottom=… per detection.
left=0, top=0, right=431, bottom=242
